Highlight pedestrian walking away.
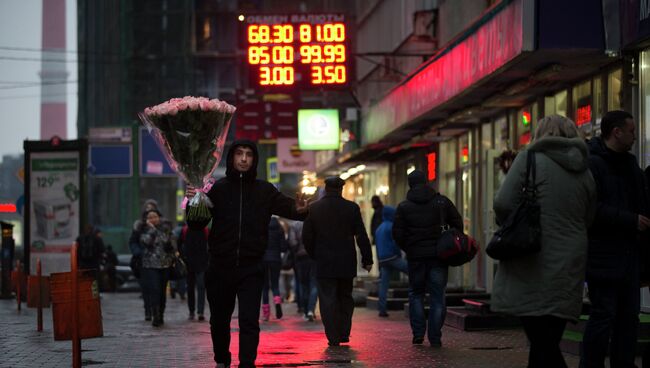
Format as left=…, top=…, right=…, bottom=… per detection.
left=289, top=220, right=319, bottom=322
left=491, top=115, right=597, bottom=368
left=185, top=139, right=309, bottom=368
left=392, top=169, right=463, bottom=347
left=581, top=110, right=650, bottom=368
left=375, top=205, right=408, bottom=318
left=302, top=176, right=373, bottom=347
left=76, top=224, right=105, bottom=289
left=261, top=216, right=288, bottom=321
left=178, top=224, right=209, bottom=321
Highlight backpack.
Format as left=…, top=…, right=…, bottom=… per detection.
left=79, top=235, right=96, bottom=262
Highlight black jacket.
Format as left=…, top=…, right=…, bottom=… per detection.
left=178, top=225, right=209, bottom=273
left=302, top=191, right=373, bottom=278
left=393, top=184, right=463, bottom=260
left=587, top=137, right=650, bottom=281
left=187, top=140, right=306, bottom=266
left=263, top=217, right=287, bottom=263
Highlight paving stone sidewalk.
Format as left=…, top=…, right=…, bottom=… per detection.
left=0, top=292, right=582, bottom=367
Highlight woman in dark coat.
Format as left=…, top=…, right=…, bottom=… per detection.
left=138, top=209, right=174, bottom=327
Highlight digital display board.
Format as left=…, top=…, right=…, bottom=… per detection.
left=243, top=14, right=350, bottom=88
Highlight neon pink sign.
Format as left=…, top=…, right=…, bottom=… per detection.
left=364, top=0, right=524, bottom=143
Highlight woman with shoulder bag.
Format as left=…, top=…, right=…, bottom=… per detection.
left=139, top=209, right=175, bottom=327
left=491, top=115, right=597, bottom=368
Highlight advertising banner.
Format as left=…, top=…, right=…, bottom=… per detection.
left=29, top=151, right=81, bottom=274
left=277, top=138, right=316, bottom=173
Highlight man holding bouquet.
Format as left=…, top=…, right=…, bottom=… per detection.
left=186, top=139, right=308, bottom=368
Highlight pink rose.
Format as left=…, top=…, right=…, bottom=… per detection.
left=167, top=105, right=179, bottom=115
left=199, top=100, right=212, bottom=111
left=187, top=98, right=200, bottom=110
left=176, top=100, right=189, bottom=111
left=209, top=100, right=221, bottom=111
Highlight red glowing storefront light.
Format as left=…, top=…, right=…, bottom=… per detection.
left=427, top=152, right=437, bottom=181
left=576, top=105, right=592, bottom=127
left=245, top=19, right=348, bottom=87
left=0, top=204, right=17, bottom=213
left=461, top=147, right=469, bottom=164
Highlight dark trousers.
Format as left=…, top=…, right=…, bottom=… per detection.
left=205, top=262, right=264, bottom=368
left=296, top=258, right=318, bottom=314
left=581, top=277, right=640, bottom=368
left=186, top=271, right=206, bottom=315
left=521, top=315, right=568, bottom=368
left=262, top=261, right=281, bottom=304
left=140, top=268, right=169, bottom=315
left=317, top=277, right=354, bottom=343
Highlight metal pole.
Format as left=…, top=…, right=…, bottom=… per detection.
left=71, top=242, right=81, bottom=368
left=37, top=258, right=43, bottom=332
left=16, top=260, right=21, bottom=311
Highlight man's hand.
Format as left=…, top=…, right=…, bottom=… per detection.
left=295, top=192, right=310, bottom=214
left=363, top=264, right=372, bottom=272
left=185, top=184, right=196, bottom=199
left=639, top=215, right=650, bottom=231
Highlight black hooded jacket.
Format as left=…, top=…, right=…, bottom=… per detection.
left=586, top=137, right=650, bottom=281
left=187, top=140, right=306, bottom=266
left=393, top=184, right=463, bottom=260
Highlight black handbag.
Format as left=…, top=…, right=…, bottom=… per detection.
left=169, top=255, right=188, bottom=280
left=435, top=197, right=479, bottom=266
left=129, top=254, right=142, bottom=279
left=486, top=151, right=542, bottom=260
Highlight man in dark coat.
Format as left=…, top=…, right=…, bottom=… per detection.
left=392, top=170, right=463, bottom=347
left=581, top=110, right=650, bottom=368
left=302, top=176, right=373, bottom=346
left=186, top=140, right=308, bottom=368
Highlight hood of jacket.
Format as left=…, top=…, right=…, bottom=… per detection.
left=406, top=184, right=436, bottom=204
left=382, top=206, right=396, bottom=222
left=225, top=139, right=258, bottom=181
left=528, top=136, right=589, bottom=173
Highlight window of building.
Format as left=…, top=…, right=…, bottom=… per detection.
left=572, top=80, right=593, bottom=136
left=640, top=51, right=650, bottom=166
left=593, top=76, right=604, bottom=134
left=608, top=68, right=623, bottom=111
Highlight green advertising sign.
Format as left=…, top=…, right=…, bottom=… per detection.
left=298, top=109, right=340, bottom=150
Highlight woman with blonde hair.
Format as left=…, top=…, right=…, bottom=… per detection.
left=491, top=114, right=597, bottom=368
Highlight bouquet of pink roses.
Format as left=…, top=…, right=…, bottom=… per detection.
left=138, top=96, right=236, bottom=221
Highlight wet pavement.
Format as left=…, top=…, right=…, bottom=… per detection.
left=0, top=292, right=582, bottom=367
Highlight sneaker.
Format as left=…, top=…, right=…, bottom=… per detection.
left=307, top=311, right=315, bottom=322
left=328, top=341, right=340, bottom=347
left=302, top=314, right=310, bottom=321
left=188, top=313, right=195, bottom=320
left=412, top=337, right=424, bottom=345
left=340, top=336, right=349, bottom=343
left=198, top=314, right=205, bottom=321
left=274, top=296, right=283, bottom=319
left=430, top=341, right=442, bottom=348
left=378, top=311, right=389, bottom=317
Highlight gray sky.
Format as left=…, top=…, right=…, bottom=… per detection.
left=0, top=0, right=77, bottom=160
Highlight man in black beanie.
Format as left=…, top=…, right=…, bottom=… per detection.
left=393, top=169, right=462, bottom=347
left=303, top=176, right=373, bottom=346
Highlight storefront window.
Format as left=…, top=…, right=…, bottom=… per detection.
left=439, top=139, right=457, bottom=201
left=608, top=68, right=623, bottom=111
left=494, top=116, right=509, bottom=152
left=554, top=90, right=568, bottom=117
left=640, top=51, right=650, bottom=166
left=593, top=76, right=604, bottom=136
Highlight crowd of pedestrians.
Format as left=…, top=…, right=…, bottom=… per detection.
left=117, top=110, right=650, bottom=367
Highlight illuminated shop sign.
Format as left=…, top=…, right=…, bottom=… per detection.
left=364, top=0, right=524, bottom=144
left=243, top=14, right=349, bottom=88
left=427, top=152, right=437, bottom=181
left=461, top=147, right=469, bottom=165
left=575, top=105, right=592, bottom=127
left=298, top=109, right=340, bottom=150
left=521, top=111, right=532, bottom=126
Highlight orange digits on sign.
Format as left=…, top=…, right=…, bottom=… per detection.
left=300, top=24, right=311, bottom=42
